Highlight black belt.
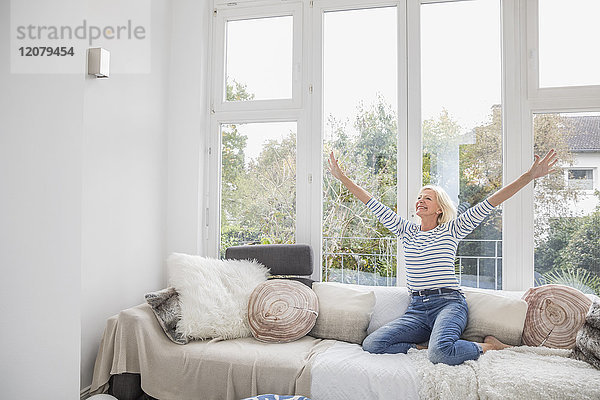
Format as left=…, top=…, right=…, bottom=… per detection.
left=410, top=288, right=458, bottom=297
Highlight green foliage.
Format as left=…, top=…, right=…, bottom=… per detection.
left=535, top=207, right=600, bottom=293
left=220, top=80, right=597, bottom=288
left=220, top=81, right=295, bottom=255
left=543, top=268, right=600, bottom=295
left=323, top=94, right=398, bottom=282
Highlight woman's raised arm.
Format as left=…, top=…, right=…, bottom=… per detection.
left=328, top=151, right=373, bottom=204
left=488, top=149, right=559, bottom=207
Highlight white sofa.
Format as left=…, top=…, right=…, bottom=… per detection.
left=89, top=246, right=600, bottom=400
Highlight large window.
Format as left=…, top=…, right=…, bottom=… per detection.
left=208, top=0, right=600, bottom=292
left=322, top=6, right=398, bottom=285
left=421, top=0, right=503, bottom=289
left=533, top=112, right=600, bottom=295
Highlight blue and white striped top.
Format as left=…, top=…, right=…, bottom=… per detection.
left=365, top=197, right=496, bottom=291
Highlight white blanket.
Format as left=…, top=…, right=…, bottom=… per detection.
left=408, top=346, right=600, bottom=400
left=310, top=341, right=420, bottom=400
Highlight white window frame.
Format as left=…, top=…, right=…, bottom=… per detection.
left=311, top=0, right=408, bottom=284
left=204, top=0, right=599, bottom=290
left=526, top=0, right=600, bottom=107
left=211, top=2, right=304, bottom=113
left=523, top=0, right=600, bottom=288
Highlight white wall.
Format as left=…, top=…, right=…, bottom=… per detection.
left=79, top=0, right=173, bottom=389
left=1, top=0, right=211, bottom=394
left=166, top=0, right=210, bottom=257
left=0, top=0, right=84, bottom=397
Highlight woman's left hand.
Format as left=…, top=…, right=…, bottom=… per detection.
left=527, top=149, right=559, bottom=180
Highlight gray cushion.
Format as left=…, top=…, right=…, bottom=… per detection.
left=225, top=244, right=313, bottom=276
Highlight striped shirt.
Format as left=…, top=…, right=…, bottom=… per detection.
left=366, top=197, right=496, bottom=291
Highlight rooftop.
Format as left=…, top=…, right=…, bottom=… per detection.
left=565, top=115, right=600, bottom=152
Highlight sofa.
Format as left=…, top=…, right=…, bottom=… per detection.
left=89, top=245, right=600, bottom=400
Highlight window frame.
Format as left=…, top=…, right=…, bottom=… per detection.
left=211, top=2, right=304, bottom=113
left=526, top=0, right=600, bottom=105
left=204, top=0, right=600, bottom=290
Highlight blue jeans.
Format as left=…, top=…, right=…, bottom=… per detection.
left=362, top=291, right=481, bottom=365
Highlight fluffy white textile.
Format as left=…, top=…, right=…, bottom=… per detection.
left=167, top=253, right=269, bottom=340
left=408, top=346, right=600, bottom=400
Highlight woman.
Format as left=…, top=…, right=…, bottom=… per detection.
left=328, top=149, right=558, bottom=365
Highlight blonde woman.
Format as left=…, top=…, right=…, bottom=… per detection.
left=328, top=149, right=558, bottom=365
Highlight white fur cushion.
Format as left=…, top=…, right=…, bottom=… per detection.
left=167, top=253, right=269, bottom=340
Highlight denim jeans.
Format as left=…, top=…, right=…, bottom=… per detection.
left=362, top=291, right=482, bottom=365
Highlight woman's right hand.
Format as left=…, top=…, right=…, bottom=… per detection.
left=328, top=151, right=346, bottom=181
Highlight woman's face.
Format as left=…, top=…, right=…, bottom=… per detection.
left=416, top=188, right=442, bottom=219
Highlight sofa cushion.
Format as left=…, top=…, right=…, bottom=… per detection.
left=309, top=282, right=376, bottom=344
left=167, top=253, right=269, bottom=340
left=248, top=280, right=319, bottom=343
left=144, top=287, right=188, bottom=344
left=461, top=286, right=528, bottom=345
left=522, top=284, right=592, bottom=349
left=314, top=283, right=527, bottom=346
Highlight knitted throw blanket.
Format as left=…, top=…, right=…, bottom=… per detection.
left=570, top=301, right=600, bottom=369
left=408, top=346, right=600, bottom=400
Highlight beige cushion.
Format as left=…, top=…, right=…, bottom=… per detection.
left=309, top=282, right=376, bottom=344
left=247, top=280, right=319, bottom=343
left=461, top=287, right=528, bottom=345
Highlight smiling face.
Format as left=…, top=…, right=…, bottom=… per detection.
left=416, top=188, right=442, bottom=220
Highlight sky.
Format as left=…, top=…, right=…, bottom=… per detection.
left=224, top=0, right=600, bottom=162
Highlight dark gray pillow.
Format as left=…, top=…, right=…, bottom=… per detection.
left=144, top=287, right=188, bottom=345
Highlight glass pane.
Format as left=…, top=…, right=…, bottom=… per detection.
left=322, top=7, right=398, bottom=285
left=534, top=112, right=600, bottom=295
left=539, top=0, right=600, bottom=88
left=225, top=16, right=293, bottom=101
left=421, top=0, right=503, bottom=289
left=220, top=121, right=297, bottom=256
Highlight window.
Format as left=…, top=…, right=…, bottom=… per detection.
left=225, top=16, right=293, bottom=101
left=206, top=0, right=600, bottom=293
left=568, top=169, right=594, bottom=190
left=220, top=122, right=297, bottom=256
left=538, top=0, right=600, bottom=88
left=321, top=6, right=398, bottom=285
left=533, top=112, right=600, bottom=296
left=421, top=0, right=503, bottom=289
left=211, top=4, right=302, bottom=112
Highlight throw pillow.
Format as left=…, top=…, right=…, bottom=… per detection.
left=309, top=282, right=375, bottom=344
left=144, top=287, right=188, bottom=344
left=167, top=253, right=269, bottom=340
left=248, top=280, right=318, bottom=343
left=522, top=284, right=592, bottom=349
left=461, top=287, right=528, bottom=346
left=570, top=300, right=600, bottom=369
left=317, top=282, right=411, bottom=335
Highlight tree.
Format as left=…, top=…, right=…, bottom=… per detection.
left=323, top=94, right=398, bottom=284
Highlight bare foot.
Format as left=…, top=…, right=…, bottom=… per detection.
left=416, top=344, right=428, bottom=350
left=483, top=335, right=512, bottom=351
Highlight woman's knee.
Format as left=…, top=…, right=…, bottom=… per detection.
left=362, top=334, right=386, bottom=354
left=427, top=341, right=456, bottom=365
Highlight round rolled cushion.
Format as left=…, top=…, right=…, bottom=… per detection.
left=248, top=280, right=319, bottom=343
left=521, top=284, right=592, bottom=349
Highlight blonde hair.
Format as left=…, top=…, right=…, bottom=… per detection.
left=420, top=185, right=457, bottom=224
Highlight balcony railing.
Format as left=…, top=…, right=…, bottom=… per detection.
left=322, top=236, right=502, bottom=289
